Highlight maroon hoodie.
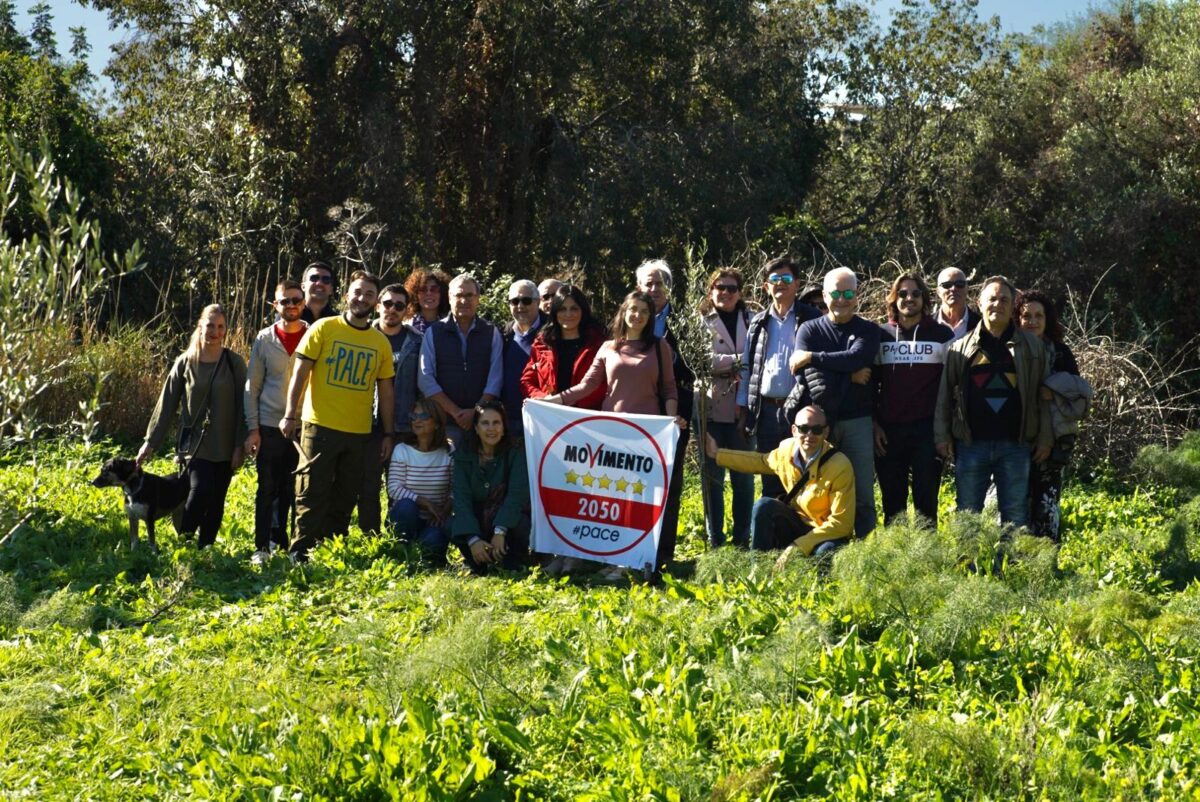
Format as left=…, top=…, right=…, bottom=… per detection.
left=873, top=315, right=955, bottom=425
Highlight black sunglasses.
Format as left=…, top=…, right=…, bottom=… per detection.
left=410, top=411, right=433, bottom=422
left=795, top=424, right=826, bottom=435
left=713, top=284, right=740, bottom=293
left=277, top=297, right=304, bottom=306
left=380, top=299, right=407, bottom=310
left=896, top=290, right=922, bottom=300
left=307, top=274, right=334, bottom=285
left=510, top=297, right=536, bottom=306
left=940, top=279, right=967, bottom=289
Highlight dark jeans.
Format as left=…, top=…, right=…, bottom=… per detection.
left=457, top=514, right=531, bottom=574
left=656, top=426, right=690, bottom=571
left=292, top=422, right=370, bottom=559
left=700, top=420, right=754, bottom=547
left=749, top=497, right=848, bottom=557
left=954, top=439, right=1030, bottom=527
left=180, top=457, right=233, bottom=548
left=356, top=432, right=386, bottom=536
left=875, top=419, right=942, bottom=528
left=1028, top=458, right=1065, bottom=542
left=254, top=428, right=297, bottom=552
left=754, top=401, right=791, bottom=498
left=388, top=498, right=451, bottom=565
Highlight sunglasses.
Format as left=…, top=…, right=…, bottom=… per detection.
left=307, top=275, right=334, bottom=285
left=896, top=290, right=922, bottom=300
left=510, top=297, right=536, bottom=306
left=795, top=424, right=826, bottom=435
left=713, top=284, right=740, bottom=293
left=828, top=289, right=856, bottom=301
left=277, top=297, right=304, bottom=306
left=940, top=279, right=967, bottom=289
left=541, top=293, right=555, bottom=301
left=767, top=274, right=795, bottom=285
left=410, top=411, right=433, bottom=422
left=380, top=299, right=406, bottom=310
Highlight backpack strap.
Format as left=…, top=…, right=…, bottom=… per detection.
left=779, top=446, right=840, bottom=507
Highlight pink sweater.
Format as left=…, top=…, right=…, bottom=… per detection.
left=560, top=338, right=678, bottom=415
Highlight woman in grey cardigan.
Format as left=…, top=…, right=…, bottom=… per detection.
left=137, top=304, right=247, bottom=547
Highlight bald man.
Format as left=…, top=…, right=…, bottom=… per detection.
left=706, top=405, right=855, bottom=558
left=934, top=267, right=981, bottom=341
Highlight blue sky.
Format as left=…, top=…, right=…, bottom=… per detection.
left=19, top=0, right=1107, bottom=94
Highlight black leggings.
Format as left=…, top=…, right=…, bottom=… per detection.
left=180, top=457, right=234, bottom=547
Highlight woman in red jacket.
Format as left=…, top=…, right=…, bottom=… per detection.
left=521, top=284, right=606, bottom=576
left=520, top=284, right=606, bottom=409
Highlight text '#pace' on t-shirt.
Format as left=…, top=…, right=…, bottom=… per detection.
left=297, top=316, right=396, bottom=434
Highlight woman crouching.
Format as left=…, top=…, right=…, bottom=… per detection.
left=451, top=400, right=531, bottom=573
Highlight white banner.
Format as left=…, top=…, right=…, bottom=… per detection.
left=523, top=399, right=679, bottom=570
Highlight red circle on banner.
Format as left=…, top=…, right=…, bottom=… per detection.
left=536, top=414, right=669, bottom=556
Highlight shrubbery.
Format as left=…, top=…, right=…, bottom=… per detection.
left=1, top=437, right=1200, bottom=798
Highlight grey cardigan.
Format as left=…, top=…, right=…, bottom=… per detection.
left=244, top=321, right=308, bottom=430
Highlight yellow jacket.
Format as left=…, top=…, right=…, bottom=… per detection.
left=716, top=438, right=856, bottom=554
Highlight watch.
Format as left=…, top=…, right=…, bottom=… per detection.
left=493, top=526, right=508, bottom=537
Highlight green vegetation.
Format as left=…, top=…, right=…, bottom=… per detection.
left=1, top=439, right=1198, bottom=799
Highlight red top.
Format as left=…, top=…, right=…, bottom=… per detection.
left=521, top=326, right=607, bottom=410
left=275, top=323, right=305, bottom=356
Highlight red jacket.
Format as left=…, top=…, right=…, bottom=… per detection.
left=521, top=326, right=606, bottom=410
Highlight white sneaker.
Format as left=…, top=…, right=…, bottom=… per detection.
left=250, top=550, right=270, bottom=566
left=544, top=556, right=582, bottom=577
left=595, top=564, right=627, bottom=583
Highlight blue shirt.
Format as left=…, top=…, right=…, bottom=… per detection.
left=736, top=305, right=797, bottom=405
left=502, top=316, right=542, bottom=430
left=653, top=303, right=670, bottom=338
left=418, top=315, right=504, bottom=401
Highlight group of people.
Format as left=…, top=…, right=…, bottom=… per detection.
left=135, top=256, right=1090, bottom=578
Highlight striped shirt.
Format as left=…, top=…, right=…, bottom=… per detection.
left=387, top=443, right=453, bottom=506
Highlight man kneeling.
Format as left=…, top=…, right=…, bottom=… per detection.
left=705, top=405, right=855, bottom=561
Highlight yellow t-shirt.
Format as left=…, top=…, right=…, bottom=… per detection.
left=298, top=316, right=396, bottom=434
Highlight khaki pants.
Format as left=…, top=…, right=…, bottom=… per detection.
left=291, top=422, right=370, bottom=559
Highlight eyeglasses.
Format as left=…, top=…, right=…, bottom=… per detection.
left=410, top=411, right=432, bottom=422
left=510, top=297, right=536, bottom=306
left=896, top=290, right=922, bottom=300
left=307, top=275, right=333, bottom=285
left=380, top=300, right=406, bottom=310
left=277, top=297, right=304, bottom=306
left=713, top=284, right=740, bottom=293
left=541, top=293, right=556, bottom=301
left=795, top=424, right=826, bottom=435
left=940, top=279, right=967, bottom=290
left=767, top=274, right=795, bottom=285
left=828, top=289, right=856, bottom=301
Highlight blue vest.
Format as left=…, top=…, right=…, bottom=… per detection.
left=431, top=318, right=496, bottom=410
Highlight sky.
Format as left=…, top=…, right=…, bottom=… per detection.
left=18, top=0, right=1108, bottom=96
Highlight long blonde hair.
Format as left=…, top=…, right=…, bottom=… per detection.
left=185, top=304, right=227, bottom=364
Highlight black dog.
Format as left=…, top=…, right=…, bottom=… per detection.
left=91, top=457, right=189, bottom=551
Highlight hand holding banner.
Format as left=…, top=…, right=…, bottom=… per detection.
left=523, top=400, right=680, bottom=570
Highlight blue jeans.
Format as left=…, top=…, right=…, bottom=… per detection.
left=387, top=498, right=451, bottom=565
left=700, top=420, right=755, bottom=547
left=954, top=440, right=1031, bottom=527
left=749, top=497, right=849, bottom=556
left=754, top=402, right=791, bottom=498
left=831, top=415, right=876, bottom=538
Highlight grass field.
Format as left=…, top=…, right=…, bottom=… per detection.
left=1, top=440, right=1198, bottom=800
